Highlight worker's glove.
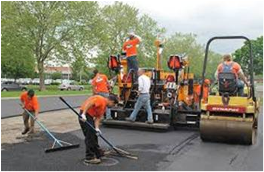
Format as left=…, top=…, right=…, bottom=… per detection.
left=95, top=128, right=102, bottom=136
left=80, top=113, right=87, bottom=122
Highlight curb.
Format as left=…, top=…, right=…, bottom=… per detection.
left=1, top=106, right=80, bottom=119
left=1, top=94, right=91, bottom=100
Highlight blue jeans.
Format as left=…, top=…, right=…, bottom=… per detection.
left=129, top=94, right=153, bottom=122
left=237, top=79, right=244, bottom=96
left=127, top=56, right=138, bottom=79
left=96, top=92, right=111, bottom=119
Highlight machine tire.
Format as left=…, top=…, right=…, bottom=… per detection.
left=79, top=87, right=83, bottom=91
left=2, top=88, right=8, bottom=92
left=21, top=87, right=27, bottom=91
left=67, top=87, right=71, bottom=91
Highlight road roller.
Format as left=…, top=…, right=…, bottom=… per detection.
left=199, top=36, right=259, bottom=145
left=103, top=37, right=200, bottom=130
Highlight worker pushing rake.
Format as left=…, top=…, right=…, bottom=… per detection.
left=59, top=96, right=138, bottom=165
left=19, top=104, right=80, bottom=153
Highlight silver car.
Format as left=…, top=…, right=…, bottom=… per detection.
left=58, top=82, right=84, bottom=91
left=1, top=81, right=27, bottom=91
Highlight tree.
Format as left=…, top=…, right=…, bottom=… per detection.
left=136, top=14, right=166, bottom=68
left=2, top=1, right=101, bottom=90
left=71, top=56, right=87, bottom=81
left=162, top=33, right=221, bottom=79
left=51, top=72, right=62, bottom=80
left=1, top=2, right=35, bottom=80
left=233, top=36, right=263, bottom=75
left=92, top=2, right=165, bottom=75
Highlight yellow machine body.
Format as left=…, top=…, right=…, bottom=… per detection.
left=200, top=95, right=259, bottom=144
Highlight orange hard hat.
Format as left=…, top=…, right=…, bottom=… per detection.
left=204, top=79, right=211, bottom=85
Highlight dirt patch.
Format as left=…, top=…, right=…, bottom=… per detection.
left=1, top=109, right=80, bottom=144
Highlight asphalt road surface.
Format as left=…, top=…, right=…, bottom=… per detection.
left=1, top=107, right=262, bottom=171
left=1, top=95, right=89, bottom=118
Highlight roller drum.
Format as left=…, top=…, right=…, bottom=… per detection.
left=200, top=115, right=256, bottom=145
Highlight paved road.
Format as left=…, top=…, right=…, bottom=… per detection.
left=2, top=85, right=262, bottom=118
left=1, top=107, right=262, bottom=170
left=1, top=95, right=89, bottom=118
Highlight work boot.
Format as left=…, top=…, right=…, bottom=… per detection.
left=28, top=128, right=35, bottom=135
left=125, top=117, right=135, bottom=122
left=84, top=158, right=101, bottom=164
left=145, top=120, right=154, bottom=124
left=21, top=128, right=30, bottom=135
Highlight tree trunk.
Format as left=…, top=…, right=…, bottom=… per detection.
left=38, top=61, right=46, bottom=91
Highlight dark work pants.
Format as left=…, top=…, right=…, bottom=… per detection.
left=79, top=111, right=101, bottom=160
left=127, top=56, right=138, bottom=80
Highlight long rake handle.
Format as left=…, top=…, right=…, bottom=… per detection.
left=59, top=97, right=117, bottom=150
left=20, top=105, right=63, bottom=147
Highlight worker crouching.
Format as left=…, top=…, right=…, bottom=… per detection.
left=79, top=94, right=118, bottom=164
left=20, top=89, right=39, bottom=135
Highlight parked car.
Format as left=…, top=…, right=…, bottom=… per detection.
left=1, top=81, right=27, bottom=92
left=17, top=78, right=32, bottom=85
left=54, top=79, right=62, bottom=84
left=32, top=78, right=40, bottom=85
left=58, top=82, right=84, bottom=91
left=45, top=79, right=52, bottom=85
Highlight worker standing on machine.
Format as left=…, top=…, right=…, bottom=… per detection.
left=125, top=69, right=154, bottom=124
left=79, top=94, right=118, bottom=164
left=91, top=69, right=112, bottom=120
left=215, top=54, right=249, bottom=96
left=122, top=32, right=142, bottom=80
left=20, top=89, right=39, bottom=135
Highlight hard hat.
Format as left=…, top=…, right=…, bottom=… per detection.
left=128, top=31, right=135, bottom=37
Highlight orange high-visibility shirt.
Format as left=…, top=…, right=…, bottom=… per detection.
left=80, top=95, right=108, bottom=118
left=194, top=85, right=209, bottom=103
left=122, top=37, right=140, bottom=57
left=92, top=73, right=109, bottom=93
left=217, top=61, right=241, bottom=77
left=20, top=92, right=39, bottom=112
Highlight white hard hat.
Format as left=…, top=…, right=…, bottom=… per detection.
left=128, top=31, right=135, bottom=36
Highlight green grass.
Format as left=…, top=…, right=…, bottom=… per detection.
left=1, top=85, right=92, bottom=98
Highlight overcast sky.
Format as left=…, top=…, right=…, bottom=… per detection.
left=100, top=0, right=263, bottom=53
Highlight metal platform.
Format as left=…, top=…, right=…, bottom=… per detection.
left=102, top=120, right=170, bottom=130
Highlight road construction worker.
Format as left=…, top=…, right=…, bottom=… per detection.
left=125, top=68, right=153, bottom=124
left=194, top=79, right=211, bottom=105
left=20, top=89, right=39, bottom=135
left=215, top=54, right=249, bottom=96
left=79, top=94, right=118, bottom=164
left=91, top=69, right=112, bottom=120
left=122, top=32, right=142, bottom=80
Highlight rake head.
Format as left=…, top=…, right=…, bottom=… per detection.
left=45, top=144, right=80, bottom=153
left=111, top=147, right=138, bottom=160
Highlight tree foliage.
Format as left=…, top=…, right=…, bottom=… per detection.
left=2, top=1, right=260, bottom=87
left=1, top=2, right=35, bottom=80
left=233, top=36, right=263, bottom=75
left=2, top=1, right=101, bottom=90
left=162, top=33, right=221, bottom=79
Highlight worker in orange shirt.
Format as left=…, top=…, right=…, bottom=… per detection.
left=194, top=79, right=211, bottom=106
left=215, top=54, right=249, bottom=96
left=20, top=89, right=39, bottom=135
left=122, top=32, right=142, bottom=80
left=79, top=95, right=118, bottom=164
left=91, top=69, right=112, bottom=120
